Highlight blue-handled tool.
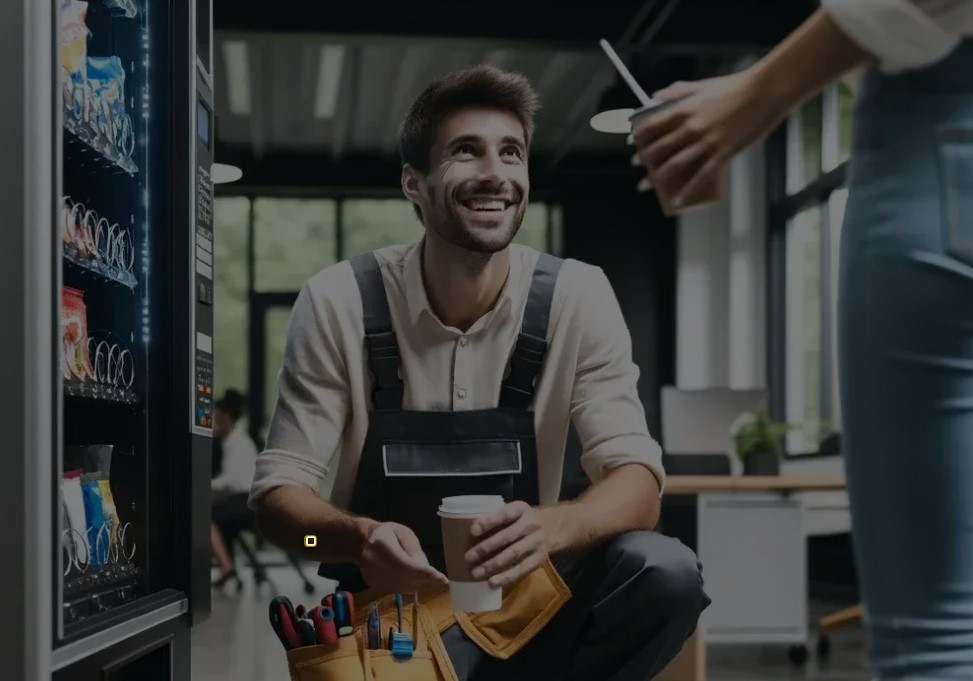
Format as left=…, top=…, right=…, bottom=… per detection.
left=391, top=593, right=414, bottom=660
left=333, top=591, right=354, bottom=636
left=367, top=605, right=380, bottom=649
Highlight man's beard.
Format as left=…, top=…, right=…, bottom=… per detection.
left=426, top=182, right=527, bottom=254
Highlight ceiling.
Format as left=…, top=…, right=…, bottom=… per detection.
left=214, top=37, right=631, bottom=156
left=212, top=0, right=815, bottom=191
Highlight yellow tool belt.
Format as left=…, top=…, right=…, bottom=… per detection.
left=285, top=559, right=571, bottom=681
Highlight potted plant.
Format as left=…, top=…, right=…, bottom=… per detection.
left=729, top=408, right=795, bottom=476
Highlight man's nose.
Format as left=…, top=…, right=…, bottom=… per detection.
left=475, top=150, right=506, bottom=184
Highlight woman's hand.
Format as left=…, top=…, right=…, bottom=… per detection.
left=630, top=69, right=790, bottom=209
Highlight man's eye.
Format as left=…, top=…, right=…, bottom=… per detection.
left=454, top=144, right=475, bottom=156
left=502, top=147, right=524, bottom=159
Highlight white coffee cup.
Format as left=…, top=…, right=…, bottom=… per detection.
left=438, top=495, right=505, bottom=612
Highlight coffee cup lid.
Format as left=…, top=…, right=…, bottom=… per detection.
left=438, top=495, right=504, bottom=516
left=629, top=97, right=680, bottom=120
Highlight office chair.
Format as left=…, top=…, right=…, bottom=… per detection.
left=816, top=604, right=863, bottom=658
left=233, top=529, right=316, bottom=595
left=213, top=493, right=316, bottom=595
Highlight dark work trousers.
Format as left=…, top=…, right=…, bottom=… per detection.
left=441, top=530, right=710, bottom=681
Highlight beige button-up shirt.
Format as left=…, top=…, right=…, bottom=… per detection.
left=248, top=242, right=664, bottom=511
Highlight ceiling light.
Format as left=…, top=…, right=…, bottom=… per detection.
left=590, top=108, right=635, bottom=134
left=223, top=40, right=251, bottom=116
left=314, top=45, right=345, bottom=119
left=212, top=163, right=243, bottom=184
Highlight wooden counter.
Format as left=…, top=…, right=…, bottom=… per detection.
left=665, top=474, right=846, bottom=495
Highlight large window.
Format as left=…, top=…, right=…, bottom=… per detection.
left=772, top=82, right=854, bottom=454
left=784, top=206, right=823, bottom=453
left=254, top=198, right=337, bottom=291
left=212, top=196, right=250, bottom=427
left=213, top=195, right=560, bottom=442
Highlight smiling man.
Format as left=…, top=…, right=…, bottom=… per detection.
left=250, top=65, right=709, bottom=681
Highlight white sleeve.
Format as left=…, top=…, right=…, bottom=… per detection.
left=821, top=0, right=965, bottom=72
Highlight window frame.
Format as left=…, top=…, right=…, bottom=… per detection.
left=767, top=83, right=850, bottom=456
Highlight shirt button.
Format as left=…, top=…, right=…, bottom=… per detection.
left=456, top=388, right=467, bottom=399
left=459, top=336, right=468, bottom=347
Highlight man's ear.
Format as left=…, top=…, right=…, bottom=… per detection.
left=401, top=164, right=425, bottom=205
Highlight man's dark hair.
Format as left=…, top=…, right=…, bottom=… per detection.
left=399, top=65, right=541, bottom=220
left=215, top=388, right=247, bottom=422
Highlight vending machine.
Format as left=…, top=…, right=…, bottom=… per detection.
left=2, top=1, right=214, bottom=679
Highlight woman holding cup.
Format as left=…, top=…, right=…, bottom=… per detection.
left=632, top=3, right=973, bottom=679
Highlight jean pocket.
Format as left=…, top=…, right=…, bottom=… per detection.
left=937, top=124, right=973, bottom=267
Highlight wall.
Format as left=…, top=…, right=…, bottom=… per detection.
left=554, top=173, right=677, bottom=498
left=676, top=144, right=767, bottom=389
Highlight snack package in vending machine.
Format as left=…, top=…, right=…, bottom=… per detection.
left=87, top=56, right=134, bottom=162
left=60, top=0, right=90, bottom=124
left=61, top=286, right=95, bottom=382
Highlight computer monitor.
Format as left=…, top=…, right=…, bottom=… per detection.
left=660, top=387, right=767, bottom=460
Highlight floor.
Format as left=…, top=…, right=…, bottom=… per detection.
left=191, top=561, right=871, bottom=681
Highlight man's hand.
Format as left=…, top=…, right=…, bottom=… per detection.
left=359, top=522, right=449, bottom=594
left=464, top=501, right=554, bottom=588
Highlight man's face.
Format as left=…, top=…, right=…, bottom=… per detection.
left=406, top=108, right=530, bottom=253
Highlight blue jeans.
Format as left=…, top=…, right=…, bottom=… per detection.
left=839, top=42, right=973, bottom=679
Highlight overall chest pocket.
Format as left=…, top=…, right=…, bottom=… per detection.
left=381, top=440, right=522, bottom=560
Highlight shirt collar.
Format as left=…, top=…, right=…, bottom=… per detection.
left=403, top=238, right=516, bottom=329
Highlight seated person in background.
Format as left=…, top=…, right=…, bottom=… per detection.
left=210, top=389, right=258, bottom=590
left=250, top=66, right=709, bottom=680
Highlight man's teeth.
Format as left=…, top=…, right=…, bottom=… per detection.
left=465, top=199, right=506, bottom=211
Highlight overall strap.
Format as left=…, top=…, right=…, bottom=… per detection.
left=349, top=252, right=404, bottom=410
left=499, top=252, right=564, bottom=409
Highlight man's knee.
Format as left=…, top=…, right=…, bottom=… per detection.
left=606, top=531, right=710, bottom=618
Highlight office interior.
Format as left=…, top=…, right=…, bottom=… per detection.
left=4, top=0, right=872, bottom=680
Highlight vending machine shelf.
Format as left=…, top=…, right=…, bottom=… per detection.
left=63, top=379, right=139, bottom=405
left=63, top=250, right=139, bottom=290
left=64, top=116, right=138, bottom=176
left=97, top=0, right=139, bottom=19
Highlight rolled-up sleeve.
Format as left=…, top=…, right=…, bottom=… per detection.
left=248, top=281, right=350, bottom=508
left=569, top=266, right=665, bottom=493
left=821, top=0, right=966, bottom=73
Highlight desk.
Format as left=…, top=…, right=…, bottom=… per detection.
left=655, top=475, right=847, bottom=681
left=666, top=475, right=846, bottom=494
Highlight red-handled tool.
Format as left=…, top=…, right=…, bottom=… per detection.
left=268, top=596, right=301, bottom=651
left=313, top=605, right=338, bottom=644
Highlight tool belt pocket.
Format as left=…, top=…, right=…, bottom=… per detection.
left=286, top=635, right=364, bottom=681
left=454, top=558, right=571, bottom=660
left=287, top=602, right=457, bottom=681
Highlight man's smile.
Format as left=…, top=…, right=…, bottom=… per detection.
left=455, top=192, right=521, bottom=222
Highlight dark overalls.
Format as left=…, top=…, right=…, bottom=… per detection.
left=321, top=250, right=710, bottom=681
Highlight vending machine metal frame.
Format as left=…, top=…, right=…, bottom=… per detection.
left=1, top=1, right=213, bottom=678
left=2, top=2, right=56, bottom=679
